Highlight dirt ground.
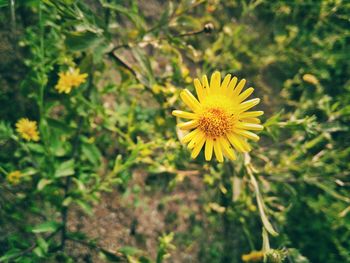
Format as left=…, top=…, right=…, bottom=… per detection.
left=67, top=169, right=207, bottom=262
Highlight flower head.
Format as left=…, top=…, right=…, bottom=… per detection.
left=7, top=170, right=23, bottom=185
left=16, top=118, right=40, bottom=141
left=55, top=68, right=88, bottom=94
left=172, top=71, right=263, bottom=162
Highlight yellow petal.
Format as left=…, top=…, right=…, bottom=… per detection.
left=241, top=117, right=261, bottom=124
left=180, top=89, right=201, bottom=112
left=219, top=137, right=236, bottom=160
left=236, top=122, right=264, bottom=131
left=221, top=74, right=231, bottom=89
left=187, top=131, right=205, bottom=149
left=210, top=71, right=221, bottom=94
left=205, top=138, right=214, bottom=161
left=239, top=98, right=260, bottom=112
left=226, top=133, right=251, bottom=152
left=226, top=76, right=238, bottom=94
left=172, top=110, right=197, bottom=119
left=237, top=87, right=254, bottom=103
left=177, top=120, right=199, bottom=130
left=240, top=139, right=252, bottom=152
left=213, top=140, right=224, bottom=162
left=191, top=136, right=206, bottom=159
left=202, top=75, right=210, bottom=95
left=193, top=78, right=205, bottom=102
left=234, top=130, right=260, bottom=142
left=202, top=75, right=209, bottom=88
left=240, top=111, right=264, bottom=118
left=231, top=79, right=246, bottom=98
left=181, top=129, right=200, bottom=143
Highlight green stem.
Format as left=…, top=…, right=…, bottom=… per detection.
left=38, top=0, right=45, bottom=116
left=10, top=0, right=16, bottom=32
left=0, top=166, right=8, bottom=176
left=242, top=220, right=255, bottom=250
left=245, top=154, right=278, bottom=237
left=37, top=1, right=55, bottom=175
left=220, top=163, right=239, bottom=262
left=60, top=66, right=94, bottom=250
left=262, top=228, right=271, bottom=263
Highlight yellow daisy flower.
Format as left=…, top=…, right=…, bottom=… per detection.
left=172, top=71, right=263, bottom=162
left=16, top=118, right=40, bottom=141
left=7, top=170, right=23, bottom=185
left=55, top=68, right=88, bottom=94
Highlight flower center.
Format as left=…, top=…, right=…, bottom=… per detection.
left=198, top=108, right=235, bottom=138
left=23, top=126, right=35, bottom=137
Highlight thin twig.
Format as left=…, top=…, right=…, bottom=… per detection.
left=108, top=51, right=159, bottom=100
left=108, top=52, right=138, bottom=79
left=108, top=23, right=213, bottom=101
left=67, top=236, right=126, bottom=262
left=110, top=23, right=213, bottom=53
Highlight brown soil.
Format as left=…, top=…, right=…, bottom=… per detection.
left=67, top=169, right=206, bottom=262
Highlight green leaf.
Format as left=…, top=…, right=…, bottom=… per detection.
left=54, top=159, right=75, bottom=177
left=81, top=140, right=102, bottom=166
left=101, top=1, right=146, bottom=31
left=119, top=246, right=143, bottom=256
left=46, top=118, right=74, bottom=132
left=72, top=177, right=86, bottom=192
left=65, top=31, right=103, bottom=51
left=0, top=121, right=13, bottom=140
left=250, top=174, right=278, bottom=236
left=76, top=199, right=93, bottom=215
left=50, top=133, right=72, bottom=157
left=132, top=48, right=156, bottom=86
left=37, top=237, right=49, bottom=253
left=33, top=246, right=45, bottom=258
left=0, top=249, right=21, bottom=261
left=31, top=221, right=61, bottom=233
left=33, top=237, right=49, bottom=258
left=22, top=167, right=37, bottom=176
left=98, top=250, right=125, bottom=262
left=62, top=196, right=73, bottom=206
left=0, top=0, right=8, bottom=8
left=26, top=143, right=45, bottom=154
left=288, top=248, right=310, bottom=263
left=37, top=178, right=53, bottom=191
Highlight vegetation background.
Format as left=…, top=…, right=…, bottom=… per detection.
left=0, top=0, right=349, bottom=262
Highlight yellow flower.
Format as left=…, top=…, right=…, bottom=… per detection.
left=302, top=73, right=319, bottom=85
left=55, top=68, right=88, bottom=94
left=16, top=118, right=40, bottom=141
left=172, top=71, right=263, bottom=162
left=7, top=170, right=23, bottom=185
left=242, top=251, right=264, bottom=262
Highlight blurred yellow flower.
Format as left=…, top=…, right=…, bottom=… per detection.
left=302, top=73, right=319, bottom=85
left=55, top=68, right=88, bottom=94
left=242, top=250, right=264, bottom=262
left=181, top=65, right=193, bottom=83
left=151, top=84, right=162, bottom=94
left=16, top=118, right=40, bottom=141
left=7, top=170, right=23, bottom=185
left=156, top=116, right=165, bottom=126
left=172, top=72, right=263, bottom=162
left=208, top=202, right=226, bottom=213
